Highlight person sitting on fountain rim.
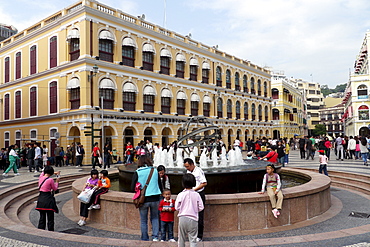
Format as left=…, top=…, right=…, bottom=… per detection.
left=258, top=164, right=283, bottom=218
left=258, top=146, right=278, bottom=164
left=183, top=158, right=207, bottom=242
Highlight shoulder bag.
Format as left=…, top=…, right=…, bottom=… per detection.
left=133, top=168, right=154, bottom=208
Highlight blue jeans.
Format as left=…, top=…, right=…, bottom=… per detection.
left=278, top=157, right=285, bottom=165
left=361, top=153, right=368, bottom=164
left=284, top=154, right=289, bottom=164
left=160, top=221, right=174, bottom=241
left=319, top=164, right=328, bottom=176
left=139, top=201, right=159, bottom=241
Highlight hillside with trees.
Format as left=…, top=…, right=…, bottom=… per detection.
left=320, top=83, right=347, bottom=97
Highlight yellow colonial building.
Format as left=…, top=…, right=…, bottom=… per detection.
left=0, top=0, right=272, bottom=159
left=271, top=72, right=305, bottom=139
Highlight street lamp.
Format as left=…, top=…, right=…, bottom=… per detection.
left=88, top=64, right=98, bottom=165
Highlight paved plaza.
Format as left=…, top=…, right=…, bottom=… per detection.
left=0, top=150, right=370, bottom=246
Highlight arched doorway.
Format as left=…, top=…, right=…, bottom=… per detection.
left=259, top=130, right=264, bottom=138
left=252, top=129, right=257, bottom=140
left=103, top=126, right=114, bottom=150
left=265, top=130, right=269, bottom=138
left=273, top=130, right=280, bottom=139
left=144, top=128, right=154, bottom=143
left=123, top=127, right=135, bottom=145
left=245, top=129, right=249, bottom=143
left=359, top=126, right=370, bottom=137
left=162, top=127, right=172, bottom=147
left=68, top=126, right=81, bottom=145
left=236, top=129, right=241, bottom=140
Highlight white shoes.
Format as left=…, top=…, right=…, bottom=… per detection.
left=272, top=208, right=280, bottom=218
left=14, top=173, right=20, bottom=176
left=34, top=171, right=38, bottom=173
left=77, top=220, right=86, bottom=226
left=196, top=238, right=202, bottom=242
left=2, top=173, right=8, bottom=177
left=168, top=239, right=176, bottom=242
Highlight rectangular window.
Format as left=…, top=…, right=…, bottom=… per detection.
left=4, top=57, right=10, bottom=83
left=50, top=82, right=57, bottom=113
left=122, top=46, right=135, bottom=67
left=30, top=46, right=37, bottom=75
left=99, top=40, right=113, bottom=62
left=161, top=97, right=171, bottom=114
left=203, top=103, right=210, bottom=117
left=160, top=57, right=170, bottom=75
left=191, top=101, right=198, bottom=116
left=30, top=87, right=37, bottom=116
left=143, top=95, right=154, bottom=112
left=4, top=94, right=9, bottom=120
left=16, top=52, right=21, bottom=79
left=123, top=92, right=136, bottom=111
left=100, top=89, right=114, bottom=109
left=177, top=99, right=185, bottom=115
left=69, top=39, right=80, bottom=61
left=176, top=61, right=185, bottom=78
left=70, top=88, right=80, bottom=110
left=142, top=52, right=154, bottom=71
left=202, top=69, right=209, bottom=84
left=190, top=65, right=197, bottom=81
left=50, top=36, right=57, bottom=68
left=15, top=91, right=21, bottom=118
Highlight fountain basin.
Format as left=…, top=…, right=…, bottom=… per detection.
left=71, top=168, right=331, bottom=234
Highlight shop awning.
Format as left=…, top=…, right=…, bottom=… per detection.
left=143, top=86, right=156, bottom=95
left=177, top=91, right=187, bottom=100
left=67, top=28, right=80, bottom=40
left=122, top=37, right=136, bottom=47
left=99, top=78, right=115, bottom=89
left=160, top=48, right=171, bottom=57
left=143, top=43, right=155, bottom=53
left=99, top=30, right=114, bottom=41
left=161, top=88, right=172, bottom=97
left=190, top=94, right=200, bottom=102
left=67, top=78, right=80, bottom=89
left=176, top=53, right=186, bottom=62
left=123, top=82, right=137, bottom=92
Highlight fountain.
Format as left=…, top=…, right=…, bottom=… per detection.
left=118, top=117, right=281, bottom=194
left=72, top=117, right=331, bottom=234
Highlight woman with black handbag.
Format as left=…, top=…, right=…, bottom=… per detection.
left=131, top=156, right=163, bottom=241
left=35, top=166, right=60, bottom=231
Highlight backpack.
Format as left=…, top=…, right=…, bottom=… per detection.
left=342, top=139, right=346, bottom=145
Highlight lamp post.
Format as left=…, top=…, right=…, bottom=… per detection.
left=100, top=96, right=104, bottom=168
left=88, top=64, right=98, bottom=165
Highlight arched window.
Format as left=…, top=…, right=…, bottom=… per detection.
left=99, top=78, right=115, bottom=109
left=243, top=75, right=248, bottom=92
left=226, top=70, right=231, bottom=89
left=99, top=30, right=114, bottom=62
left=216, top=66, right=222, bottom=87
left=176, top=53, right=185, bottom=78
left=190, top=94, right=200, bottom=116
left=235, top=72, right=240, bottom=91
left=258, top=104, right=262, bottom=121
left=30, top=130, right=37, bottom=139
left=190, top=58, right=198, bottom=81
left=122, top=82, right=137, bottom=111
left=217, top=98, right=223, bottom=118
left=4, top=94, right=10, bottom=120
left=236, top=101, right=241, bottom=119
left=49, top=81, right=57, bottom=114
left=122, top=37, right=135, bottom=67
left=358, top=105, right=369, bottom=120
left=202, top=62, right=210, bottom=84
left=264, top=105, right=269, bottom=121
left=227, top=99, right=232, bottom=118
left=257, top=79, right=261, bottom=96
left=15, top=52, right=21, bottom=79
left=143, top=43, right=155, bottom=71
left=251, top=103, right=256, bottom=121
left=15, top=131, right=21, bottom=147
left=272, top=88, right=279, bottom=99
left=272, top=108, right=279, bottom=120
left=250, top=77, right=255, bottom=94
left=203, top=95, right=211, bottom=117
left=67, top=28, right=80, bottom=61
left=358, top=85, right=368, bottom=99
left=67, top=78, right=80, bottom=110
left=264, top=81, right=268, bottom=97
left=244, top=102, right=249, bottom=120
left=4, top=57, right=10, bottom=83
left=30, top=45, right=37, bottom=75
left=4, top=132, right=10, bottom=148
left=143, top=86, right=155, bottom=112
left=160, top=48, right=171, bottom=75
left=30, top=87, right=37, bottom=116
left=15, top=91, right=21, bottom=118
left=177, top=91, right=187, bottom=115
left=161, top=88, right=172, bottom=114
left=50, top=36, right=57, bottom=68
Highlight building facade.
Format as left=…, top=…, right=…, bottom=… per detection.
left=343, top=31, right=370, bottom=137
left=0, top=0, right=272, bottom=160
left=271, top=72, right=305, bottom=139
left=0, top=24, right=17, bottom=42
left=319, top=103, right=344, bottom=137
left=294, top=79, right=324, bottom=135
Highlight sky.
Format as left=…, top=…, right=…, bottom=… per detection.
left=1, top=0, right=370, bottom=88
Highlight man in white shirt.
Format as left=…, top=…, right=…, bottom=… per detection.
left=184, top=158, right=207, bottom=242
left=34, top=143, right=42, bottom=172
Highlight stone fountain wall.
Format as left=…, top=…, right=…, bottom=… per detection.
left=72, top=168, right=331, bottom=235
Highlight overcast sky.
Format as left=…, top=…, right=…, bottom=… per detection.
left=1, top=0, right=369, bottom=88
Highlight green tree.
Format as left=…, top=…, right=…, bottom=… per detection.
left=320, top=85, right=331, bottom=97
left=333, top=83, right=347, bottom=93
left=312, top=124, right=327, bottom=136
